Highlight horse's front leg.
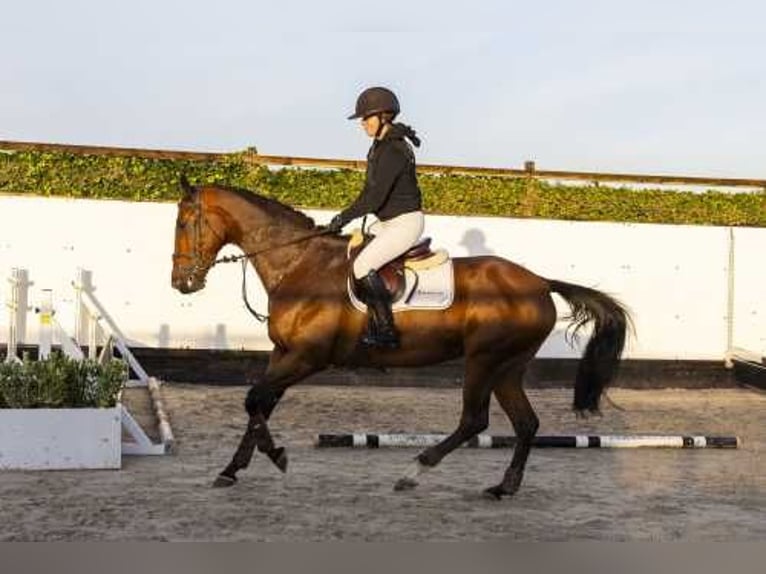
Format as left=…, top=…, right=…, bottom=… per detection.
left=213, top=388, right=285, bottom=488
left=213, top=349, right=318, bottom=487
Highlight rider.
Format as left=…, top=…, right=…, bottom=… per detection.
left=326, top=86, right=424, bottom=349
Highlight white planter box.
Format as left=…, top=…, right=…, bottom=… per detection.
left=0, top=406, right=122, bottom=470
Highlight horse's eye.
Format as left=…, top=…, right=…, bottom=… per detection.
left=177, top=220, right=187, bottom=230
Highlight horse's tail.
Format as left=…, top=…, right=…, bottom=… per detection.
left=548, top=279, right=631, bottom=413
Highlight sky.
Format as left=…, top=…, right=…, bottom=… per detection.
left=2, top=0, right=765, bottom=178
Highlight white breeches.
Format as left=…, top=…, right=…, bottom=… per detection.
left=352, top=211, right=425, bottom=279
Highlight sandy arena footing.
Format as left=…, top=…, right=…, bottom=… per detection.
left=0, top=385, right=763, bottom=541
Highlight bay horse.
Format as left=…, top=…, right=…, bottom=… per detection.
left=171, top=177, right=630, bottom=498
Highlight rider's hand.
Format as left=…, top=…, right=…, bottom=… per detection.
left=326, top=214, right=344, bottom=233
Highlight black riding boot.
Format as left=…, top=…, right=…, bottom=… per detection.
left=357, top=271, right=399, bottom=349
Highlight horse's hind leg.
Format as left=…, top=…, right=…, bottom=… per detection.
left=484, top=363, right=539, bottom=499
left=394, top=358, right=494, bottom=491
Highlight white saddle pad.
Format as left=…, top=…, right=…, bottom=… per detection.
left=347, top=257, right=455, bottom=313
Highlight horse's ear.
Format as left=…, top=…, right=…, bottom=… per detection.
left=179, top=174, right=194, bottom=198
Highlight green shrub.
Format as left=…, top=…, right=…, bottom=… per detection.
left=1, top=149, right=764, bottom=226
left=0, top=353, right=127, bottom=409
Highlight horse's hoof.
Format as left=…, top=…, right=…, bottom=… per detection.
left=483, top=484, right=513, bottom=500
left=212, top=474, right=237, bottom=488
left=394, top=477, right=418, bottom=491
left=484, top=476, right=522, bottom=499
left=269, top=447, right=288, bottom=473
left=575, top=408, right=602, bottom=420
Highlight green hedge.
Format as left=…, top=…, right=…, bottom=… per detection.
left=0, top=353, right=127, bottom=409
left=1, top=149, right=764, bottom=226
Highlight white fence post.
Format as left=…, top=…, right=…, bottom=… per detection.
left=5, top=268, right=29, bottom=363
left=74, top=268, right=100, bottom=359
left=73, top=268, right=149, bottom=385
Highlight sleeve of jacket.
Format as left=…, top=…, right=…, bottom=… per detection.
left=338, top=143, right=409, bottom=224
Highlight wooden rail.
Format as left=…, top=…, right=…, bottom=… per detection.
left=1, top=139, right=764, bottom=189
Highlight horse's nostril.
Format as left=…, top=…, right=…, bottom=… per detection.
left=172, top=273, right=193, bottom=292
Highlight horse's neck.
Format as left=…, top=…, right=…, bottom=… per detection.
left=221, top=192, right=316, bottom=293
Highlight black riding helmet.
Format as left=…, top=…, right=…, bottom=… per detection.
left=347, top=86, right=400, bottom=120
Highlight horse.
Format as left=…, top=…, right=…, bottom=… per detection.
left=170, top=176, right=631, bottom=498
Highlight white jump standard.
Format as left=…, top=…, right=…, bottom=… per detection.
left=3, top=267, right=174, bottom=458
left=315, top=433, right=741, bottom=449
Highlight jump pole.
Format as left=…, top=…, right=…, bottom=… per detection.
left=315, top=434, right=741, bottom=449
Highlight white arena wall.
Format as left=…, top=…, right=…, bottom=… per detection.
left=0, top=194, right=763, bottom=360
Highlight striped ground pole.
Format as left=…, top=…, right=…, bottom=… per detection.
left=314, top=434, right=741, bottom=449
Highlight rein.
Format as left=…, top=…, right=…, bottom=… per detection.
left=212, top=228, right=334, bottom=266
left=213, top=228, right=335, bottom=323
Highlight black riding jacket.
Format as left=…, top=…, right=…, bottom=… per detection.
left=338, top=123, right=422, bottom=225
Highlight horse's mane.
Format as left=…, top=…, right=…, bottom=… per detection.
left=209, top=184, right=318, bottom=230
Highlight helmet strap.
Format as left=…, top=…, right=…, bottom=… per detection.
left=374, top=114, right=389, bottom=139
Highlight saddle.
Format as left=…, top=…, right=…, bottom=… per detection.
left=348, top=231, right=448, bottom=303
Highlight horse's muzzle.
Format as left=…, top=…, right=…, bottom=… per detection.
left=171, top=271, right=205, bottom=294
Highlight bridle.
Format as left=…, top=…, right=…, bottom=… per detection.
left=173, top=189, right=334, bottom=322
left=172, top=190, right=219, bottom=284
